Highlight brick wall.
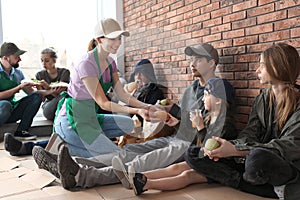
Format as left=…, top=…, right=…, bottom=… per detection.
left=122, top=0, right=300, bottom=130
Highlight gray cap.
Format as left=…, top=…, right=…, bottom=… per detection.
left=0, top=42, right=26, bottom=57
left=185, top=43, right=219, bottom=65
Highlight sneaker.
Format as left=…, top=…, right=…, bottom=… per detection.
left=112, top=156, right=132, bottom=189
left=4, top=133, right=23, bottom=155
left=14, top=131, right=37, bottom=140
left=32, top=146, right=59, bottom=178
left=58, top=145, right=79, bottom=190
left=132, top=172, right=148, bottom=195
left=274, top=185, right=285, bottom=200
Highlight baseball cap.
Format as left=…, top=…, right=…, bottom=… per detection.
left=205, top=78, right=235, bottom=104
left=0, top=42, right=26, bottom=57
left=185, top=43, right=219, bottom=65
left=94, top=18, right=130, bottom=39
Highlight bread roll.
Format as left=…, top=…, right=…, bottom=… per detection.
left=127, top=82, right=138, bottom=93
left=154, top=110, right=171, bottom=122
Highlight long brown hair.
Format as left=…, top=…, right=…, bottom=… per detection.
left=262, top=43, right=300, bottom=130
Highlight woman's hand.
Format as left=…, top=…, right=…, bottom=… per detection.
left=202, top=136, right=237, bottom=161
left=136, top=108, right=150, bottom=121
left=38, top=80, right=50, bottom=90
left=155, top=99, right=174, bottom=112
left=190, top=109, right=204, bottom=131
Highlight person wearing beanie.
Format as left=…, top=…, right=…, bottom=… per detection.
left=125, top=59, right=164, bottom=109
left=0, top=42, right=43, bottom=140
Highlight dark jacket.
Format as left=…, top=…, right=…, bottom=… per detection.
left=231, top=88, right=300, bottom=200
left=134, top=83, right=164, bottom=105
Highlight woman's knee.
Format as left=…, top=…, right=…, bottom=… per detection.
left=244, top=147, right=293, bottom=185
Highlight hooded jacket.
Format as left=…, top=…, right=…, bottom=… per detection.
left=231, top=88, right=300, bottom=200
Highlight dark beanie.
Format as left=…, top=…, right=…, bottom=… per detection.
left=129, top=59, right=157, bottom=83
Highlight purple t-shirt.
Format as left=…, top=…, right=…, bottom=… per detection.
left=59, top=51, right=117, bottom=115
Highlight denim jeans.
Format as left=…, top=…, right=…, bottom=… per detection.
left=54, top=114, right=134, bottom=158
left=0, top=92, right=42, bottom=131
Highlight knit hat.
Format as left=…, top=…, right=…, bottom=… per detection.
left=185, top=43, right=219, bottom=65
left=94, top=18, right=130, bottom=39
left=205, top=78, right=235, bottom=104
left=0, top=42, right=26, bottom=57
left=129, top=59, right=157, bottom=83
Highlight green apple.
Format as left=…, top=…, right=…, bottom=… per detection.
left=160, top=99, right=168, bottom=106
left=204, top=138, right=220, bottom=151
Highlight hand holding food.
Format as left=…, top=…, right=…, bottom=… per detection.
left=126, top=82, right=138, bottom=93
left=204, top=138, right=220, bottom=151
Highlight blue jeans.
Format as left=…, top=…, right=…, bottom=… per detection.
left=54, top=114, right=134, bottom=158
left=0, top=92, right=42, bottom=131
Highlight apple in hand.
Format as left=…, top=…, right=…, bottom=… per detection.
left=204, top=138, right=220, bottom=151
left=160, top=99, right=168, bottom=106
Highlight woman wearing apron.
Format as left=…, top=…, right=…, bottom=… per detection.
left=54, top=18, right=151, bottom=158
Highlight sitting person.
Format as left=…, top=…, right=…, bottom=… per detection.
left=35, top=47, right=70, bottom=120
left=0, top=42, right=43, bottom=140
left=125, top=43, right=300, bottom=200
left=31, top=43, right=236, bottom=191
left=124, top=59, right=164, bottom=106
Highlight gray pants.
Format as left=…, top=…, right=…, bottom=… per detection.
left=75, top=137, right=191, bottom=188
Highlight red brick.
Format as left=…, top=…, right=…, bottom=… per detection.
left=274, top=17, right=300, bottom=31
left=233, top=35, right=258, bottom=46
left=288, top=6, right=300, bottom=18
left=219, top=56, right=234, bottom=64
left=257, top=10, right=287, bottom=24
left=192, top=0, right=210, bottom=9
left=211, top=23, right=231, bottom=34
left=275, top=0, right=298, bottom=10
left=166, top=10, right=177, bottom=18
left=191, top=28, right=210, bottom=38
left=259, top=30, right=290, bottom=42
left=233, top=0, right=257, bottom=12
left=245, top=23, right=273, bottom=35
left=217, top=72, right=234, bottom=80
left=223, top=47, right=246, bottom=56
left=236, top=106, right=252, bottom=114
left=291, top=27, right=300, bottom=38
left=211, top=7, right=232, bottom=18
left=258, top=0, right=277, bottom=6
left=236, top=89, right=260, bottom=97
left=220, top=0, right=244, bottom=7
left=249, top=80, right=261, bottom=88
left=223, top=11, right=246, bottom=23
left=249, top=63, right=260, bottom=71
left=170, top=1, right=185, bottom=10
left=211, top=39, right=233, bottom=48
left=235, top=71, right=258, bottom=80
left=170, top=14, right=184, bottom=24
left=193, top=13, right=211, bottom=23
left=183, top=8, right=200, bottom=19
left=234, top=53, right=260, bottom=63
left=203, top=17, right=222, bottom=28
left=224, top=63, right=248, bottom=72
left=247, top=43, right=273, bottom=53
left=247, top=4, right=274, bottom=17
left=203, top=33, right=222, bottom=43
left=232, top=18, right=256, bottom=29
left=231, top=80, right=248, bottom=88
left=223, top=29, right=245, bottom=39
left=201, top=2, right=220, bottom=14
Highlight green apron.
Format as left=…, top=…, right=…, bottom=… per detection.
left=0, top=71, right=19, bottom=108
left=56, top=48, right=113, bottom=144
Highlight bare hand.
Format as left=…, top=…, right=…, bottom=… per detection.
left=137, top=108, right=150, bottom=121
left=190, top=109, right=204, bottom=130
left=201, top=137, right=236, bottom=161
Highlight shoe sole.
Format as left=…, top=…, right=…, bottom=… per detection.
left=112, top=156, right=131, bottom=189
left=15, top=135, right=37, bottom=140
left=32, top=147, right=59, bottom=178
